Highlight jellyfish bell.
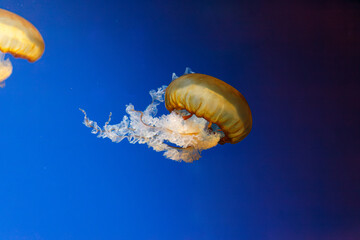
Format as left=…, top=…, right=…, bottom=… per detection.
left=0, top=8, right=45, bottom=86
left=0, top=9, right=45, bottom=62
left=165, top=72, right=252, bottom=145
left=81, top=68, right=252, bottom=162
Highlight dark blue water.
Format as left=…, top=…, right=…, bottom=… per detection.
left=0, top=0, right=359, bottom=239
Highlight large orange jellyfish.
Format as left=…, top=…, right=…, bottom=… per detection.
left=165, top=72, right=252, bottom=145
left=81, top=68, right=252, bottom=162
left=0, top=8, right=45, bottom=87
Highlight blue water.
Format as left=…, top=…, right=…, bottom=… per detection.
left=0, top=0, right=359, bottom=239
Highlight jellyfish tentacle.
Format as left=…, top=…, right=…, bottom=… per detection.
left=129, top=109, right=153, bottom=128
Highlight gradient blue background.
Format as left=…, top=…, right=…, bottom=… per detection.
left=0, top=0, right=359, bottom=239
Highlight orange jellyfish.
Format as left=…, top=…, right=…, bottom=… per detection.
left=165, top=72, right=252, bottom=145
left=81, top=68, right=252, bottom=162
left=0, top=8, right=45, bottom=87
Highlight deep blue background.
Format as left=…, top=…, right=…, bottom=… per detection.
left=0, top=0, right=359, bottom=239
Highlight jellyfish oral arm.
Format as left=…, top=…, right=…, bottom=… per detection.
left=80, top=85, right=223, bottom=162
left=0, top=51, right=12, bottom=87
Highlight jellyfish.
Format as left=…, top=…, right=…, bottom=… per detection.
left=0, top=8, right=45, bottom=87
left=81, top=68, right=252, bottom=162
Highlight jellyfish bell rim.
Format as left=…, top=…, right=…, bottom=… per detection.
left=167, top=106, right=243, bottom=145
left=3, top=51, right=40, bottom=63
left=165, top=73, right=253, bottom=144
left=0, top=8, right=45, bottom=62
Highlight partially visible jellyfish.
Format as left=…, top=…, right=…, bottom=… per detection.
left=81, top=68, right=252, bottom=162
left=0, top=8, right=45, bottom=87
